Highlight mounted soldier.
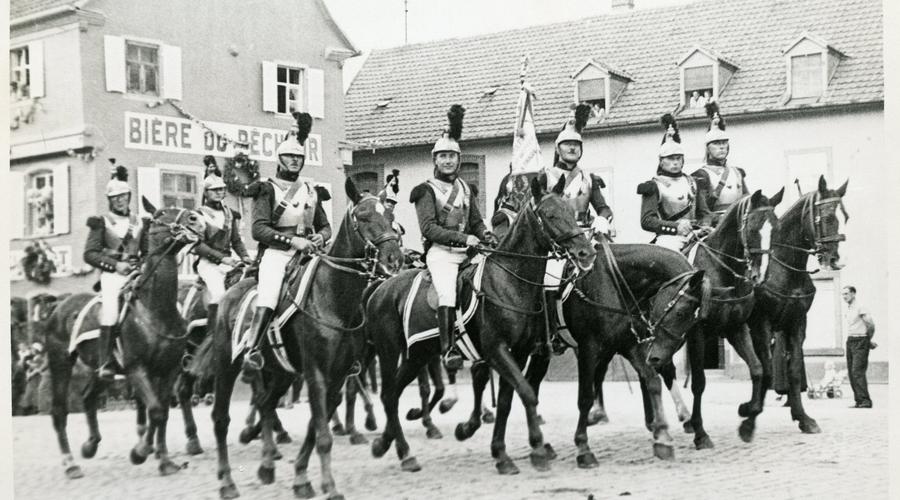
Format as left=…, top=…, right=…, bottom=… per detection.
left=691, top=102, right=748, bottom=226
left=638, top=113, right=712, bottom=252
left=83, top=164, right=147, bottom=381
left=191, top=174, right=253, bottom=341
left=240, top=112, right=333, bottom=380
left=410, top=104, right=493, bottom=369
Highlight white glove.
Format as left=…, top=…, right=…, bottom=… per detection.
left=591, top=216, right=611, bottom=235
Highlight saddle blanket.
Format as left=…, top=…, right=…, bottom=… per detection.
left=178, top=282, right=208, bottom=332
left=67, top=296, right=126, bottom=365
left=402, top=256, right=485, bottom=362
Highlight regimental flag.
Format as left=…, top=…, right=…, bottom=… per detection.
left=511, top=84, right=542, bottom=176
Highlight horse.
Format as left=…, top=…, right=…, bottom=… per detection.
left=645, top=189, right=784, bottom=449
left=205, top=178, right=403, bottom=500
left=43, top=200, right=205, bottom=479
left=744, top=176, right=848, bottom=436
left=366, top=174, right=596, bottom=474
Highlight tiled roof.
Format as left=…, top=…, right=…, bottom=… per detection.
left=10, top=0, right=84, bottom=20
left=345, top=0, right=883, bottom=150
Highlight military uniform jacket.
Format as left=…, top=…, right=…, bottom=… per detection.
left=545, top=163, right=613, bottom=227
left=193, top=205, right=250, bottom=264
left=692, top=165, right=748, bottom=212
left=251, top=177, right=332, bottom=253
left=83, top=212, right=147, bottom=273
left=410, top=177, right=488, bottom=249
left=637, top=173, right=711, bottom=236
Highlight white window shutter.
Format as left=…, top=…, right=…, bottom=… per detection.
left=52, top=163, right=70, bottom=234
left=28, top=41, right=45, bottom=98
left=261, top=61, right=277, bottom=112
left=137, top=166, right=161, bottom=217
left=308, top=68, right=325, bottom=119
left=104, top=35, right=126, bottom=93
left=161, top=44, right=183, bottom=100
left=10, top=171, right=26, bottom=238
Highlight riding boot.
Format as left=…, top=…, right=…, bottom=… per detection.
left=438, top=306, right=463, bottom=370
left=240, top=306, right=274, bottom=383
left=96, top=325, right=117, bottom=382
left=545, top=290, right=566, bottom=355
left=205, top=304, right=219, bottom=337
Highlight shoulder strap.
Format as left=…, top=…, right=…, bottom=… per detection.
left=270, top=178, right=306, bottom=222
left=711, top=166, right=731, bottom=201
left=437, top=180, right=463, bottom=226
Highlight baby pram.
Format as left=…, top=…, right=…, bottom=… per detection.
left=807, top=368, right=847, bottom=399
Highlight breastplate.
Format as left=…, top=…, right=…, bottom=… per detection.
left=427, top=179, right=470, bottom=232
left=200, top=205, right=231, bottom=250
left=654, top=175, right=694, bottom=219
left=103, top=213, right=142, bottom=257
left=546, top=166, right=592, bottom=215
left=270, top=178, right=316, bottom=232
left=703, top=165, right=743, bottom=208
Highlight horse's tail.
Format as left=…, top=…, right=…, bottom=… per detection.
left=188, top=334, right=217, bottom=381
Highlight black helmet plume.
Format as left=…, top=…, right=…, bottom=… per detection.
left=660, top=113, right=681, bottom=144
left=705, top=102, right=726, bottom=131
left=292, top=111, right=313, bottom=145
left=447, top=104, right=465, bottom=141
left=574, top=103, right=592, bottom=134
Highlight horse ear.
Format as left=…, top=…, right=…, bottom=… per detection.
left=836, top=179, right=849, bottom=197
left=141, top=196, right=157, bottom=215
left=551, top=174, right=566, bottom=195
left=530, top=174, right=545, bottom=201
left=345, top=177, right=362, bottom=204
left=817, top=175, right=828, bottom=194
left=769, top=187, right=785, bottom=207
left=750, top=189, right=762, bottom=207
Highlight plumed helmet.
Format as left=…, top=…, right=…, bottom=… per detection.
left=432, top=105, right=465, bottom=155
left=276, top=111, right=313, bottom=157
left=555, top=103, right=592, bottom=147
left=704, top=101, right=729, bottom=144
left=658, top=113, right=685, bottom=158
left=203, top=174, right=226, bottom=190
left=384, top=191, right=399, bottom=204
left=106, top=161, right=131, bottom=197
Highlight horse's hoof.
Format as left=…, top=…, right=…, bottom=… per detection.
left=349, top=432, right=368, bottom=445
left=438, top=397, right=458, bottom=414
left=426, top=426, right=443, bottom=440
left=455, top=422, right=476, bottom=441
left=130, top=448, right=148, bottom=465
left=239, top=427, right=259, bottom=444
left=400, top=456, right=421, bottom=472
left=65, top=464, right=84, bottom=479
left=220, top=484, right=240, bottom=499
left=191, top=395, right=201, bottom=407
left=137, top=425, right=147, bottom=438
left=186, top=437, right=204, bottom=455
left=205, top=394, right=215, bottom=406
left=694, top=435, right=715, bottom=450
left=738, top=402, right=751, bottom=418
left=365, top=414, right=377, bottom=431
left=332, top=423, right=347, bottom=436
left=496, top=458, right=519, bottom=475
left=405, top=408, right=422, bottom=421
left=257, top=464, right=275, bottom=484
left=683, top=421, right=695, bottom=434
left=482, top=411, right=495, bottom=424
left=293, top=482, right=315, bottom=499
left=653, top=442, right=675, bottom=460
left=799, top=419, right=821, bottom=434
left=327, top=492, right=345, bottom=500
left=738, top=419, right=756, bottom=443
left=535, top=414, right=546, bottom=426
left=159, top=460, right=181, bottom=476
left=276, top=431, right=292, bottom=445
left=543, top=443, right=557, bottom=460
left=371, top=437, right=388, bottom=458
left=576, top=452, right=599, bottom=469
left=586, top=408, right=608, bottom=426
left=81, top=439, right=100, bottom=459
left=273, top=448, right=283, bottom=461
left=529, top=450, right=551, bottom=472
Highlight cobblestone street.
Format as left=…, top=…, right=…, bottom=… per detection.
left=12, top=379, right=890, bottom=499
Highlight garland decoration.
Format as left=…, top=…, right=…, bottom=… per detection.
left=222, top=150, right=261, bottom=197
left=21, top=240, right=57, bottom=285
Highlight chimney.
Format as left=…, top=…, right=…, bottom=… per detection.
left=612, top=0, right=635, bottom=11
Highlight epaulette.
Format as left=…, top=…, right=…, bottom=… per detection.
left=690, top=169, right=711, bottom=188
left=469, top=183, right=479, bottom=198
left=86, top=216, right=105, bottom=230
left=314, top=185, right=331, bottom=201
left=229, top=208, right=242, bottom=220
left=637, top=181, right=658, bottom=196
left=590, top=173, right=606, bottom=189
left=409, top=183, right=430, bottom=204
left=243, top=179, right=263, bottom=197
left=737, top=167, right=747, bottom=178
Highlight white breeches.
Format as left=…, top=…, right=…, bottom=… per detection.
left=426, top=244, right=469, bottom=307
left=256, top=247, right=295, bottom=309
left=196, top=258, right=229, bottom=305
left=655, top=235, right=689, bottom=252
left=100, top=271, right=129, bottom=326
left=544, top=258, right=565, bottom=289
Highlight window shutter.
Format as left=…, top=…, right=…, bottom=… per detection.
left=137, top=166, right=161, bottom=217
left=261, top=61, right=277, bottom=112
left=684, top=65, right=713, bottom=90
left=161, top=44, right=183, bottom=101
left=307, top=68, right=325, bottom=119
left=52, top=163, right=70, bottom=234
left=10, top=171, right=26, bottom=238
left=28, top=41, right=45, bottom=98
left=104, top=35, right=126, bottom=93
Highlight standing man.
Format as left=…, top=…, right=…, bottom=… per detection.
left=83, top=165, right=145, bottom=381
left=842, top=286, right=875, bottom=408
left=691, top=102, right=749, bottom=226
left=240, top=113, right=332, bottom=379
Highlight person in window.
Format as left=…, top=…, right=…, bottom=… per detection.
left=638, top=114, right=711, bottom=252
left=410, top=105, right=493, bottom=369
left=240, top=113, right=332, bottom=380
left=691, top=102, right=749, bottom=226
left=689, top=91, right=700, bottom=109
left=192, top=174, right=252, bottom=339
left=83, top=165, right=146, bottom=381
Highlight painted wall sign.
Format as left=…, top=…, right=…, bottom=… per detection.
left=123, top=112, right=322, bottom=166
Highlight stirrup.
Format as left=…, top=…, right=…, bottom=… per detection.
left=97, top=364, right=117, bottom=381
left=442, top=349, right=464, bottom=371
left=550, top=335, right=568, bottom=356
left=240, top=350, right=264, bottom=382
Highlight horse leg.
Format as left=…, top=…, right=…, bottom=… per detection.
left=49, top=349, right=82, bottom=479
left=625, top=347, right=674, bottom=460
left=587, top=353, right=612, bottom=426
left=490, top=371, right=520, bottom=475
left=304, top=362, right=345, bottom=498
left=418, top=362, right=442, bottom=439
left=687, top=328, right=714, bottom=449
left=573, top=341, right=601, bottom=468
left=257, top=374, right=292, bottom=485
left=292, top=418, right=318, bottom=499
left=127, top=367, right=163, bottom=464
left=79, top=372, right=108, bottom=459
left=136, top=398, right=148, bottom=438
left=659, top=361, right=692, bottom=430
left=787, top=318, right=820, bottom=434
left=727, top=324, right=765, bottom=442
left=152, top=372, right=182, bottom=476
left=744, top=315, right=774, bottom=434
left=435, top=359, right=457, bottom=414
left=177, top=371, right=203, bottom=455
left=404, top=367, right=429, bottom=421
left=343, top=377, right=366, bottom=444
left=373, top=353, right=423, bottom=472
left=525, top=349, right=551, bottom=427
left=213, top=361, right=240, bottom=499
left=455, top=360, right=490, bottom=441
left=239, top=403, right=262, bottom=444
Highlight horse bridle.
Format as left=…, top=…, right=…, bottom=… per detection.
left=531, top=194, right=585, bottom=262
left=695, top=196, right=775, bottom=282
left=642, top=271, right=703, bottom=346
left=769, top=191, right=848, bottom=263
left=343, top=195, right=401, bottom=276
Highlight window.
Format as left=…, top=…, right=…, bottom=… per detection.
left=10, top=164, right=69, bottom=239
left=459, top=155, right=486, bottom=214
left=345, top=165, right=383, bottom=195
left=161, top=171, right=198, bottom=208
left=261, top=61, right=324, bottom=118
left=10, top=46, right=30, bottom=101
left=276, top=65, right=304, bottom=115
left=791, top=53, right=823, bottom=99
left=577, top=78, right=606, bottom=112
left=26, top=171, right=54, bottom=236
left=126, top=41, right=159, bottom=95
left=684, top=65, right=714, bottom=109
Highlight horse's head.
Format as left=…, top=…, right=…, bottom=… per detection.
left=141, top=196, right=205, bottom=254
left=645, top=270, right=707, bottom=368
left=530, top=174, right=596, bottom=271
left=740, top=188, right=782, bottom=283
left=344, top=178, right=403, bottom=276
left=491, top=173, right=534, bottom=241
left=808, top=176, right=849, bottom=270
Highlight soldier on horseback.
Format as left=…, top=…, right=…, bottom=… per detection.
left=192, top=174, right=253, bottom=340
left=691, top=102, right=748, bottom=226
left=240, top=112, right=332, bottom=379
left=638, top=113, right=712, bottom=252
left=410, top=104, right=493, bottom=369
left=83, top=164, right=145, bottom=381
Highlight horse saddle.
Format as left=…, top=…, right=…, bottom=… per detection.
left=67, top=296, right=127, bottom=368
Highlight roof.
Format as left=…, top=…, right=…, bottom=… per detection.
left=345, top=0, right=883, bottom=150
left=10, top=0, right=86, bottom=21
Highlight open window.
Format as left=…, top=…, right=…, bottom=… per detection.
left=345, top=164, right=384, bottom=195
left=261, top=60, right=325, bottom=118
left=677, top=47, right=738, bottom=110
left=782, top=33, right=844, bottom=103
left=104, top=35, right=182, bottom=100
left=571, top=60, right=632, bottom=119
left=9, top=163, right=69, bottom=239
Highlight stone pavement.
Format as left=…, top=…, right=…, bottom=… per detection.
left=12, top=379, right=890, bottom=500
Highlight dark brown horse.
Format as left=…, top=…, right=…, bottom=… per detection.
left=44, top=201, right=204, bottom=479
left=646, top=189, right=784, bottom=449
left=207, top=178, right=403, bottom=500
left=744, top=176, right=848, bottom=436
left=366, top=175, right=596, bottom=474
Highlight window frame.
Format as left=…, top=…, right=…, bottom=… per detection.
left=125, top=40, right=160, bottom=97
left=459, top=154, right=486, bottom=214
left=9, top=45, right=30, bottom=102
left=25, top=170, right=55, bottom=237
left=159, top=169, right=200, bottom=210
left=275, top=64, right=306, bottom=116
left=575, top=77, right=607, bottom=111
left=345, top=164, right=384, bottom=196
left=788, top=52, right=825, bottom=100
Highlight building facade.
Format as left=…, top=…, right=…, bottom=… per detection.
left=345, top=0, right=886, bottom=379
left=9, top=0, right=358, bottom=297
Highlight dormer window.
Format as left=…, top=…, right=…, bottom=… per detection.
left=571, top=59, right=632, bottom=118
left=790, top=53, right=823, bottom=98
left=677, top=47, right=738, bottom=110
left=577, top=78, right=606, bottom=112
left=782, top=33, right=844, bottom=103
